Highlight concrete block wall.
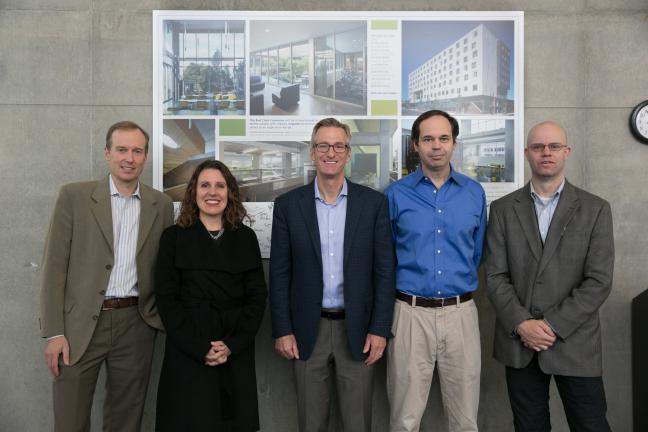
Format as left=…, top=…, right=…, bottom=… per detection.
left=1, top=1, right=646, bottom=431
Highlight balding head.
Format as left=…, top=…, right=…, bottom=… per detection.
left=526, top=121, right=567, bottom=148
left=525, top=121, right=571, bottom=182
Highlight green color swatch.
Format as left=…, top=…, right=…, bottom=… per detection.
left=371, top=100, right=398, bottom=116
left=371, top=20, right=398, bottom=30
left=219, top=119, right=246, bottom=136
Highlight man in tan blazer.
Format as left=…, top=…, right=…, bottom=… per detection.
left=485, top=121, right=614, bottom=431
left=40, top=121, right=174, bottom=431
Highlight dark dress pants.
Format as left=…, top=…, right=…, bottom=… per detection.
left=293, top=317, right=375, bottom=432
left=505, top=354, right=611, bottom=432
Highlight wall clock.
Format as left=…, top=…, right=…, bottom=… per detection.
left=630, top=99, right=648, bottom=144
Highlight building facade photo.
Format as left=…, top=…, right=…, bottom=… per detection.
left=403, top=22, right=513, bottom=115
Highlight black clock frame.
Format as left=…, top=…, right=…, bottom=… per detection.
left=630, top=99, right=648, bottom=144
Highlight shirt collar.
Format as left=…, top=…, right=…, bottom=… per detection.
left=530, top=179, right=564, bottom=203
left=314, top=177, right=348, bottom=203
left=408, top=165, right=466, bottom=188
left=109, top=175, right=141, bottom=199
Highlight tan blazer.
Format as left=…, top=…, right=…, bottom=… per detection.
left=39, top=176, right=174, bottom=365
left=485, top=181, right=614, bottom=377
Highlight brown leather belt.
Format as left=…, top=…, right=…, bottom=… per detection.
left=396, top=291, right=473, bottom=308
left=102, top=297, right=138, bottom=310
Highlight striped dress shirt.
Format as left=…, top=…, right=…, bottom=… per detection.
left=106, top=175, right=141, bottom=298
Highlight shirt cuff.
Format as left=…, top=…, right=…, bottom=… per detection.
left=46, top=335, right=64, bottom=341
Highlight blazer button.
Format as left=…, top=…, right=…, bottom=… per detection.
left=105, top=264, right=112, bottom=270
left=99, top=290, right=106, bottom=295
left=92, top=315, right=99, bottom=320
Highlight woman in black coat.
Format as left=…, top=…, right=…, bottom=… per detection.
left=155, top=160, right=267, bottom=431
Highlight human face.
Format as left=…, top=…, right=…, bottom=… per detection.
left=195, top=168, right=228, bottom=220
left=311, top=126, right=351, bottom=180
left=414, top=115, right=455, bottom=177
left=104, top=128, right=147, bottom=191
left=525, top=122, right=571, bottom=181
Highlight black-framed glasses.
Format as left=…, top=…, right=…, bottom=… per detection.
left=528, top=143, right=568, bottom=153
left=314, top=143, right=349, bottom=153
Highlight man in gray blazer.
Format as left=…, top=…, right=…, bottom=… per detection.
left=40, top=121, right=174, bottom=431
left=485, top=121, right=614, bottom=431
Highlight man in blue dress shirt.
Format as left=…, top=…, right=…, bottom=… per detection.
left=385, top=110, right=486, bottom=432
left=270, top=118, right=395, bottom=432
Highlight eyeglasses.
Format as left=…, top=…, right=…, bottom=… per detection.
left=314, top=143, right=349, bottom=153
left=527, top=143, right=568, bottom=153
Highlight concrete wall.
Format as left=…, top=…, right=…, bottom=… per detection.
left=1, top=1, right=646, bottom=431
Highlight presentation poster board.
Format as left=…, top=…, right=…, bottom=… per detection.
left=153, top=11, right=524, bottom=257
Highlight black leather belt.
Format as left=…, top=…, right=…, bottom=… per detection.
left=396, top=291, right=473, bottom=308
left=102, top=297, right=138, bottom=310
left=320, top=309, right=345, bottom=319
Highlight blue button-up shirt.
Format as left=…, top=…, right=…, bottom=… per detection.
left=314, top=178, right=347, bottom=309
left=385, top=168, right=487, bottom=298
left=530, top=180, right=564, bottom=243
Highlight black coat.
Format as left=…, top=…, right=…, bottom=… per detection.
left=154, top=221, right=267, bottom=432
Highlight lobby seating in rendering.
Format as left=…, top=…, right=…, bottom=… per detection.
left=250, top=92, right=264, bottom=115
left=250, top=75, right=265, bottom=93
left=272, top=83, right=300, bottom=111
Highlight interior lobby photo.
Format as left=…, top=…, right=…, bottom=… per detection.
left=248, top=20, right=367, bottom=116
left=162, top=118, right=397, bottom=202
left=162, top=20, right=246, bottom=116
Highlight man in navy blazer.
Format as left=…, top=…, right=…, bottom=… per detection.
left=270, top=118, right=395, bottom=432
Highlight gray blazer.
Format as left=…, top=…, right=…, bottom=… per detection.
left=484, top=181, right=614, bottom=376
left=40, top=176, right=174, bottom=365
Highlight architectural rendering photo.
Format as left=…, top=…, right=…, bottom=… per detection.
left=162, top=119, right=216, bottom=200
left=162, top=20, right=246, bottom=116
left=402, top=118, right=514, bottom=182
left=218, top=119, right=397, bottom=202
left=249, top=20, right=367, bottom=116
left=402, top=21, right=514, bottom=116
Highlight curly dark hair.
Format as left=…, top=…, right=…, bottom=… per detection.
left=176, top=160, right=247, bottom=229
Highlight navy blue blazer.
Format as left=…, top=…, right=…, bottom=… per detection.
left=269, top=180, right=396, bottom=361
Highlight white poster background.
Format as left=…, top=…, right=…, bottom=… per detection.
left=153, top=11, right=524, bottom=257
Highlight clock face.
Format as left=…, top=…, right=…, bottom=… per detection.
left=631, top=100, right=648, bottom=144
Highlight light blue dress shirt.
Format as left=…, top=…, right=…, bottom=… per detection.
left=385, top=168, right=487, bottom=298
left=314, top=178, right=347, bottom=309
left=530, top=180, right=565, bottom=243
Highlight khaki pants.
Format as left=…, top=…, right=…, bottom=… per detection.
left=387, top=298, right=481, bottom=432
left=52, top=306, right=156, bottom=432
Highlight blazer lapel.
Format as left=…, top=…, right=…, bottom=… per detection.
left=343, top=181, right=361, bottom=267
left=537, top=182, right=579, bottom=275
left=137, top=185, right=159, bottom=256
left=512, top=184, right=542, bottom=263
left=90, top=177, right=114, bottom=252
left=298, top=183, right=322, bottom=263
